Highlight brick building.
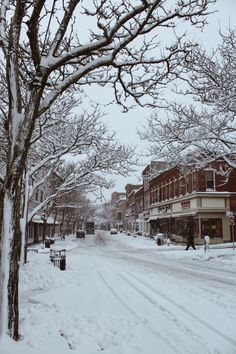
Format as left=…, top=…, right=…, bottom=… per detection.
left=110, top=192, right=126, bottom=230
left=147, top=161, right=236, bottom=244
left=142, top=161, right=168, bottom=235
left=125, top=184, right=142, bottom=232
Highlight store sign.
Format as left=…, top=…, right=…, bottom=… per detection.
left=181, top=201, right=190, bottom=210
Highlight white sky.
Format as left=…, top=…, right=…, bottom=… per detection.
left=93, top=0, right=236, bottom=202
left=80, top=0, right=236, bottom=200
left=1, top=233, right=236, bottom=353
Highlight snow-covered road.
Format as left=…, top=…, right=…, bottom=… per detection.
left=11, top=233, right=236, bottom=354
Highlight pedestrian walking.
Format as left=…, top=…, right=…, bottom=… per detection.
left=185, top=234, right=196, bottom=250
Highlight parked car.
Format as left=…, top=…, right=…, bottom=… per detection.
left=76, top=230, right=86, bottom=238
left=110, top=228, right=118, bottom=234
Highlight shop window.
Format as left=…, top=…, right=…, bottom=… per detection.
left=205, top=170, right=215, bottom=190
left=201, top=218, right=222, bottom=238
left=174, top=217, right=198, bottom=238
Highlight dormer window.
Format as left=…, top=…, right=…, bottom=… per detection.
left=205, top=169, right=215, bottom=190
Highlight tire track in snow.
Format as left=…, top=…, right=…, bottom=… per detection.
left=121, top=271, right=236, bottom=351
left=115, top=272, right=212, bottom=354
left=96, top=268, right=181, bottom=354
left=116, top=252, right=236, bottom=289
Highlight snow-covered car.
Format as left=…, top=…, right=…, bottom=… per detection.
left=110, top=228, right=118, bottom=234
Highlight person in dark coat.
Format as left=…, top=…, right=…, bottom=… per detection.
left=185, top=234, right=196, bottom=250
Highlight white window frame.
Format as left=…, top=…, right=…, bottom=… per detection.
left=205, top=168, right=216, bottom=191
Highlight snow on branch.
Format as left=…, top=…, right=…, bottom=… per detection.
left=139, top=27, right=236, bottom=172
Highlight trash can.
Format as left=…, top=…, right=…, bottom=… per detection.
left=50, top=249, right=66, bottom=270
left=157, top=237, right=163, bottom=246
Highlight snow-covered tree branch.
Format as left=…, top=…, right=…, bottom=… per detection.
left=139, top=27, right=236, bottom=174
left=0, top=0, right=216, bottom=342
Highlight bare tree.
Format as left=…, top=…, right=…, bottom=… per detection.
left=0, top=0, right=215, bottom=341
left=139, top=28, right=236, bottom=175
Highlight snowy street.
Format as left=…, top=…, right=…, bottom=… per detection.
left=9, top=233, right=235, bottom=354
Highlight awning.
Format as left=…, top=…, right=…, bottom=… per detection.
left=31, top=214, right=43, bottom=224
left=157, top=212, right=197, bottom=219
left=46, top=216, right=60, bottom=224
left=171, top=212, right=197, bottom=218
left=31, top=214, right=60, bottom=224
left=147, top=216, right=158, bottom=222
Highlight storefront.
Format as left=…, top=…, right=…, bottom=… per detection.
left=149, top=193, right=231, bottom=244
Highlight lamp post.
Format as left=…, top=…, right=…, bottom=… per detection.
left=41, top=210, right=47, bottom=243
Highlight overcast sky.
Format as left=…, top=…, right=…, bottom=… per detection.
left=88, top=0, right=236, bottom=202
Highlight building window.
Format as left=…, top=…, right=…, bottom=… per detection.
left=174, top=179, right=178, bottom=197
left=160, top=186, right=163, bottom=201
left=151, top=188, right=155, bottom=204
left=192, top=172, right=197, bottom=191
left=40, top=190, right=44, bottom=203
left=168, top=182, right=171, bottom=199
left=165, top=184, right=168, bottom=200
left=186, top=176, right=191, bottom=194
left=155, top=188, right=158, bottom=203
left=180, top=177, right=186, bottom=195
left=153, top=188, right=156, bottom=204
left=157, top=187, right=160, bottom=202
left=201, top=218, right=222, bottom=238
left=35, top=189, right=39, bottom=201
left=170, top=181, right=174, bottom=199
left=205, top=170, right=215, bottom=190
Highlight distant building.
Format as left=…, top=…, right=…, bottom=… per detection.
left=125, top=184, right=143, bottom=232
left=142, top=161, right=168, bottom=236
left=110, top=192, right=127, bottom=230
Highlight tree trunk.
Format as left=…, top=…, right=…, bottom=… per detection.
left=0, top=187, right=22, bottom=340
left=51, top=208, right=59, bottom=237
left=20, top=173, right=29, bottom=265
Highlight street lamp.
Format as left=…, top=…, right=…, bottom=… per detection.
left=41, top=210, right=47, bottom=242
